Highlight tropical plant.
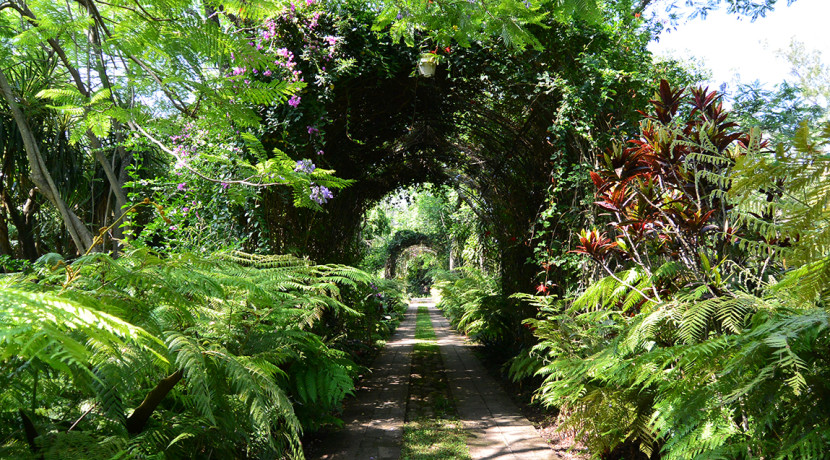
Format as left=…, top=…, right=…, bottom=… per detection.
left=433, top=269, right=516, bottom=348
left=509, top=78, right=830, bottom=460
left=0, top=247, right=386, bottom=458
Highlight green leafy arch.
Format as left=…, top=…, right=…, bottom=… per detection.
left=384, top=230, right=441, bottom=278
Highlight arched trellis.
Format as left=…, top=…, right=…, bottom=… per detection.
left=383, top=230, right=442, bottom=278
left=259, top=16, right=654, bottom=301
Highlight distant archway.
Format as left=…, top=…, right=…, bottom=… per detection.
left=384, top=230, right=440, bottom=278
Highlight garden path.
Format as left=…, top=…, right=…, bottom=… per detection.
left=428, top=303, right=556, bottom=460
left=308, top=299, right=557, bottom=460
left=308, top=302, right=419, bottom=460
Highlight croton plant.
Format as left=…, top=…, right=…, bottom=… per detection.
left=576, top=80, right=767, bottom=301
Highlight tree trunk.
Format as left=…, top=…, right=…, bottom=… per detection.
left=125, top=369, right=183, bottom=435
left=3, top=189, right=38, bottom=261
left=0, top=67, right=93, bottom=254
left=0, top=209, right=13, bottom=257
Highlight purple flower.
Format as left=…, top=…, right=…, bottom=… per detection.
left=309, top=183, right=333, bottom=204
left=221, top=182, right=230, bottom=190
left=182, top=207, right=189, bottom=213
left=263, top=69, right=272, bottom=77
left=177, top=183, right=187, bottom=191
left=294, top=159, right=316, bottom=173
left=288, top=95, right=301, bottom=107
left=316, top=149, right=324, bottom=155
left=307, top=126, right=319, bottom=134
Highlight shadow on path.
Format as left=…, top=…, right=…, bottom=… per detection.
left=308, top=303, right=418, bottom=460
left=429, top=303, right=558, bottom=460
left=307, top=298, right=558, bottom=459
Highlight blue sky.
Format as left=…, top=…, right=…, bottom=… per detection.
left=648, top=0, right=829, bottom=89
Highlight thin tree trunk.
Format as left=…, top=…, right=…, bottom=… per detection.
left=10, top=3, right=127, bottom=248
left=0, top=66, right=93, bottom=253
left=3, top=189, right=38, bottom=261
left=125, top=369, right=183, bottom=435
left=0, top=210, right=13, bottom=257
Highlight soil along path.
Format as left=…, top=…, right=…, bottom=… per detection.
left=309, top=302, right=419, bottom=460
left=428, top=302, right=558, bottom=460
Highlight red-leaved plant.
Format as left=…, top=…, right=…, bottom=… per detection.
left=575, top=80, right=766, bottom=302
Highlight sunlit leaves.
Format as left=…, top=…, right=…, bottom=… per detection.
left=373, top=0, right=599, bottom=50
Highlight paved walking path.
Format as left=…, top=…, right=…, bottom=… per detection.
left=429, top=304, right=556, bottom=460
left=308, top=298, right=557, bottom=460
left=309, top=302, right=419, bottom=460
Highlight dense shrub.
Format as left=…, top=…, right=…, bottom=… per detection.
left=0, top=248, right=401, bottom=458
left=512, top=84, right=830, bottom=459
left=433, top=270, right=516, bottom=349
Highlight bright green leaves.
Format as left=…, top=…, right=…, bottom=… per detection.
left=373, top=0, right=599, bottom=50
left=0, top=286, right=164, bottom=383
left=240, top=133, right=353, bottom=209
left=0, top=248, right=382, bottom=456
left=731, top=122, right=830, bottom=304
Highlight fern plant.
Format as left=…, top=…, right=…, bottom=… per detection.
left=432, top=269, right=518, bottom=348
left=0, top=247, right=382, bottom=458
left=514, top=82, right=830, bottom=459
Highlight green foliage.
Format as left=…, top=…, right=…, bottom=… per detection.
left=731, top=122, right=830, bottom=304
left=404, top=252, right=440, bottom=296
left=0, top=248, right=396, bottom=458
left=514, top=86, right=830, bottom=459
left=373, top=0, right=600, bottom=50
left=433, top=270, right=516, bottom=347
left=730, top=80, right=826, bottom=149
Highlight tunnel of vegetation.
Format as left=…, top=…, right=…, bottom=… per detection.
left=3, top=0, right=830, bottom=458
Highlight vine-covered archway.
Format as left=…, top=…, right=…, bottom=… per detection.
left=258, top=13, right=657, bottom=301
left=384, top=230, right=441, bottom=278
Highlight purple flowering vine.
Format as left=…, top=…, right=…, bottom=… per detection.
left=294, top=159, right=316, bottom=173
left=288, top=95, right=301, bottom=107
left=309, top=183, right=333, bottom=204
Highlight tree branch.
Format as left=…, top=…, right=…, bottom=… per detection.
left=125, top=369, right=183, bottom=435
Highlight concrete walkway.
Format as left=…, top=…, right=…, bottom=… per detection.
left=309, top=302, right=418, bottom=460
left=308, top=298, right=557, bottom=460
left=429, top=304, right=556, bottom=460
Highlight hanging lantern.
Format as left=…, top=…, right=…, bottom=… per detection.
left=418, top=53, right=438, bottom=77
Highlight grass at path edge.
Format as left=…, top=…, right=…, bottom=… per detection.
left=401, top=305, right=471, bottom=460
